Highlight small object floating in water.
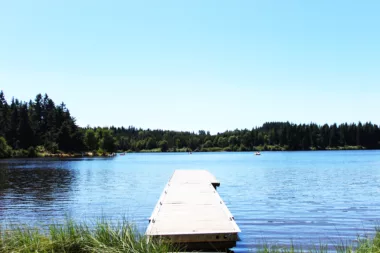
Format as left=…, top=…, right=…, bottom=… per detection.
left=255, top=152, right=261, bottom=155
left=120, top=153, right=126, bottom=156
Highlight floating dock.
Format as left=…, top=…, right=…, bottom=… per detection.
left=145, top=170, right=240, bottom=251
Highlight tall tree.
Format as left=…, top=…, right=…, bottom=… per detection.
left=17, top=103, right=34, bottom=149
left=0, top=91, right=10, bottom=137
left=99, top=129, right=116, bottom=152
left=84, top=129, right=98, bottom=151
left=9, top=98, right=20, bottom=148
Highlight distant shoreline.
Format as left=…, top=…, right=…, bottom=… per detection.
left=1, top=145, right=373, bottom=159
left=129, top=145, right=368, bottom=153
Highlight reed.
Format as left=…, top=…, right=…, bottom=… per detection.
left=0, top=218, right=175, bottom=253
left=1, top=219, right=379, bottom=252
left=256, top=230, right=380, bottom=253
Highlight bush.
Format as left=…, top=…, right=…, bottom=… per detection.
left=223, top=147, right=232, bottom=152
left=175, top=147, right=188, bottom=152
left=237, top=144, right=248, bottom=152
left=11, top=149, right=28, bottom=158
left=45, top=141, right=59, bottom=153
left=28, top=146, right=38, bottom=158
left=36, top=145, right=45, bottom=153
left=0, top=137, right=12, bottom=158
left=158, top=140, right=169, bottom=152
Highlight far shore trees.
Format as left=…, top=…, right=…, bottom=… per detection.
left=0, top=90, right=379, bottom=157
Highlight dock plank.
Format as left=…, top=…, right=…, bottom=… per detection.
left=146, top=170, right=240, bottom=251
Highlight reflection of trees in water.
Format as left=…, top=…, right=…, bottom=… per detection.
left=0, top=162, right=77, bottom=204
left=0, top=164, right=9, bottom=190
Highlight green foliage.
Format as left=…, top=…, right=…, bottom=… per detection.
left=45, top=141, right=59, bottom=153
left=109, top=122, right=380, bottom=152
left=158, top=140, right=169, bottom=152
left=99, top=128, right=116, bottom=153
left=84, top=129, right=98, bottom=150
left=218, top=137, right=229, bottom=148
left=17, top=104, right=34, bottom=149
left=201, top=147, right=223, bottom=152
left=11, top=149, right=28, bottom=158
left=0, top=136, right=12, bottom=158
left=203, top=140, right=213, bottom=148
left=223, top=146, right=232, bottom=152
left=0, top=91, right=85, bottom=157
left=0, top=219, right=175, bottom=253
left=145, top=137, right=157, bottom=150
left=256, top=231, right=380, bottom=253
left=140, top=148, right=161, bottom=153
left=35, top=145, right=45, bottom=153
left=0, top=219, right=379, bottom=253
left=27, top=146, right=37, bottom=158
left=355, top=229, right=380, bottom=253
left=0, top=91, right=380, bottom=155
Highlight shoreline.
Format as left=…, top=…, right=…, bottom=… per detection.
left=0, top=146, right=374, bottom=159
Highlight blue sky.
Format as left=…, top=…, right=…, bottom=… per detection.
left=1, top=1, right=379, bottom=133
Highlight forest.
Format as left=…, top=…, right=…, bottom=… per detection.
left=0, top=91, right=379, bottom=158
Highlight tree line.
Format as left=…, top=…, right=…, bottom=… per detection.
left=0, top=91, right=379, bottom=158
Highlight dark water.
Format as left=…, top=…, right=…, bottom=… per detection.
left=1, top=151, right=380, bottom=251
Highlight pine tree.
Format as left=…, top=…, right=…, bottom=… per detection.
left=17, top=103, right=34, bottom=149
left=0, top=91, right=10, bottom=137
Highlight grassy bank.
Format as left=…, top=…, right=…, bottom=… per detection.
left=0, top=220, right=379, bottom=253
left=257, top=229, right=380, bottom=253
left=0, top=219, right=174, bottom=253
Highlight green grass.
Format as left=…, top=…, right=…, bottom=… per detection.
left=0, top=219, right=175, bottom=253
left=256, top=230, right=380, bottom=253
left=1, top=219, right=379, bottom=253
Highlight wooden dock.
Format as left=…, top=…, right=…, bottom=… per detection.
left=145, top=170, right=240, bottom=251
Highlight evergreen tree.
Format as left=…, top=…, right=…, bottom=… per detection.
left=1, top=91, right=380, bottom=156
left=0, top=91, right=10, bottom=137
left=17, top=103, right=34, bottom=149
left=57, top=121, right=72, bottom=151
left=9, top=98, right=20, bottom=149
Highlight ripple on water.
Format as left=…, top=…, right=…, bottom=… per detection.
left=1, top=151, right=380, bottom=251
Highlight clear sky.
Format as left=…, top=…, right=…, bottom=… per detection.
left=1, top=1, right=379, bottom=133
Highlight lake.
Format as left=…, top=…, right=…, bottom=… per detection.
left=1, top=151, right=380, bottom=252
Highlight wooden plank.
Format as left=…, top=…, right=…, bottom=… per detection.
left=145, top=170, right=240, bottom=250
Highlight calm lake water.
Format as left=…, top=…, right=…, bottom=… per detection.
left=1, top=151, right=380, bottom=251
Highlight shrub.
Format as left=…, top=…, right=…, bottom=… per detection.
left=36, top=145, right=45, bottom=153
left=223, top=146, right=232, bottom=152
left=45, top=141, right=59, bottom=153
left=27, top=146, right=37, bottom=158
left=11, top=149, right=28, bottom=158
left=0, top=137, right=12, bottom=158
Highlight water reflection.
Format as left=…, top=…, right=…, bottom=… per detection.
left=0, top=159, right=77, bottom=224
left=0, top=161, right=76, bottom=200
left=0, top=163, right=9, bottom=190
